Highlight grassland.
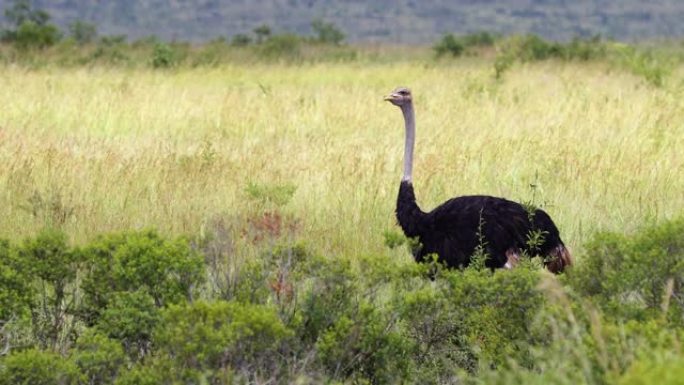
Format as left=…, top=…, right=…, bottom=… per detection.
left=1, top=60, right=683, bottom=259
left=2, top=52, right=684, bottom=384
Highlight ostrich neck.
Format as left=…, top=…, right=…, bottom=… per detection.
left=395, top=101, right=425, bottom=238
left=400, top=103, right=415, bottom=183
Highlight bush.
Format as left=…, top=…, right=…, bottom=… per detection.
left=113, top=361, right=170, bottom=385
left=151, top=43, right=176, bottom=68
left=230, top=33, right=251, bottom=47
left=4, top=221, right=684, bottom=383
left=260, top=34, right=301, bottom=59
left=569, top=217, right=684, bottom=325
left=154, top=300, right=291, bottom=381
left=461, top=31, right=498, bottom=47
left=492, top=34, right=608, bottom=78
left=18, top=229, right=80, bottom=350
left=612, top=45, right=672, bottom=87
left=434, top=32, right=499, bottom=58
left=69, top=20, right=97, bottom=45
left=13, top=21, right=61, bottom=49
left=311, top=18, right=345, bottom=45
left=619, top=354, right=684, bottom=385
left=316, top=302, right=413, bottom=383
left=79, top=230, right=204, bottom=326
left=0, top=239, right=31, bottom=323
left=434, top=33, right=465, bottom=57
left=0, top=348, right=82, bottom=385
left=91, top=35, right=129, bottom=65
left=396, top=265, right=545, bottom=376
left=95, top=291, right=160, bottom=360
left=71, top=330, right=127, bottom=385
left=296, top=256, right=358, bottom=345
left=2, top=0, right=61, bottom=49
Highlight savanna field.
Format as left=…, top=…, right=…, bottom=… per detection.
left=2, top=43, right=684, bottom=384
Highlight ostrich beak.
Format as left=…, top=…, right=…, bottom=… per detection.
left=384, top=94, right=397, bottom=102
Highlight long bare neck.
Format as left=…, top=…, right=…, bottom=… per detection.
left=400, top=102, right=415, bottom=183
left=395, top=101, right=425, bottom=238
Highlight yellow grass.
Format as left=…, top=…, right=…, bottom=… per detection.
left=1, top=62, right=683, bottom=259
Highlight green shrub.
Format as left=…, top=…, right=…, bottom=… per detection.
left=397, top=282, right=473, bottom=379
left=69, top=20, right=97, bottom=45
left=434, top=33, right=465, bottom=57
left=619, top=353, right=684, bottom=385
left=612, top=45, right=672, bottom=87
left=18, top=229, right=80, bottom=350
left=154, top=300, right=291, bottom=380
left=296, top=256, right=358, bottom=345
left=0, top=348, right=82, bottom=385
left=382, top=229, right=406, bottom=249
left=91, top=35, right=129, bottom=65
left=151, top=43, right=176, bottom=68
left=78, top=230, right=204, bottom=325
left=95, top=291, right=160, bottom=361
left=71, top=330, right=127, bottom=385
left=460, top=31, right=498, bottom=47
left=2, top=0, right=61, bottom=49
left=395, top=266, right=545, bottom=377
left=13, top=21, right=61, bottom=49
left=0, top=239, right=31, bottom=322
left=190, top=40, right=229, bottom=66
left=492, top=34, right=608, bottom=78
left=316, top=302, right=413, bottom=383
left=230, top=33, right=251, bottom=47
left=113, top=364, right=167, bottom=385
left=291, top=255, right=413, bottom=383
left=569, top=217, right=684, bottom=325
left=260, top=34, right=301, bottom=59
left=253, top=24, right=271, bottom=44
left=562, top=36, right=607, bottom=61
left=311, top=18, right=345, bottom=45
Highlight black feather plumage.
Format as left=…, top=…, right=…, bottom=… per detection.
left=397, top=181, right=570, bottom=271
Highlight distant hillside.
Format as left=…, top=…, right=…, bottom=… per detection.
left=7, top=0, right=684, bottom=43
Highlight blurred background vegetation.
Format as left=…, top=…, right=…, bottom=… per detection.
left=3, top=0, right=684, bottom=43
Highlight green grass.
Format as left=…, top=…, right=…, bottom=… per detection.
left=0, top=60, right=683, bottom=262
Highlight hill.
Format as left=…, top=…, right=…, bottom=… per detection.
left=7, top=0, right=684, bottom=43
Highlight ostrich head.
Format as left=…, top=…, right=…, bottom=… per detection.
left=384, top=87, right=412, bottom=107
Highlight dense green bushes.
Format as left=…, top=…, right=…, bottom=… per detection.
left=0, top=1, right=353, bottom=66
left=1, top=217, right=684, bottom=383
left=434, top=31, right=498, bottom=57
left=569, top=217, right=684, bottom=325
left=489, top=34, right=674, bottom=86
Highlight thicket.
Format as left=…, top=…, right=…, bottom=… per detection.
left=1, top=0, right=680, bottom=82
left=0, top=0, right=353, bottom=66
left=490, top=34, right=675, bottom=86
left=434, top=31, right=498, bottom=57
left=0, top=216, right=683, bottom=384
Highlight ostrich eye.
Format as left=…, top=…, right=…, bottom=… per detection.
left=398, top=90, right=408, bottom=95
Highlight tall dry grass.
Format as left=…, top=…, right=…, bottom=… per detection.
left=0, top=61, right=683, bottom=260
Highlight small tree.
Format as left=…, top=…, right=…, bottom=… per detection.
left=151, top=42, right=176, bottom=68
left=4, top=0, right=50, bottom=27
left=230, top=33, right=251, bottom=47
left=69, top=20, right=97, bottom=45
left=2, top=0, right=61, bottom=48
left=253, top=24, right=271, bottom=44
left=311, top=18, right=345, bottom=45
left=19, top=229, right=80, bottom=351
left=433, top=33, right=464, bottom=57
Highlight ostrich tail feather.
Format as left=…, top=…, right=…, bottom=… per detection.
left=546, top=244, right=573, bottom=273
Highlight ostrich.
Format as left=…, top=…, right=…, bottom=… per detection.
left=384, top=87, right=572, bottom=273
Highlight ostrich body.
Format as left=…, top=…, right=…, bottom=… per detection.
left=385, top=87, right=572, bottom=273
